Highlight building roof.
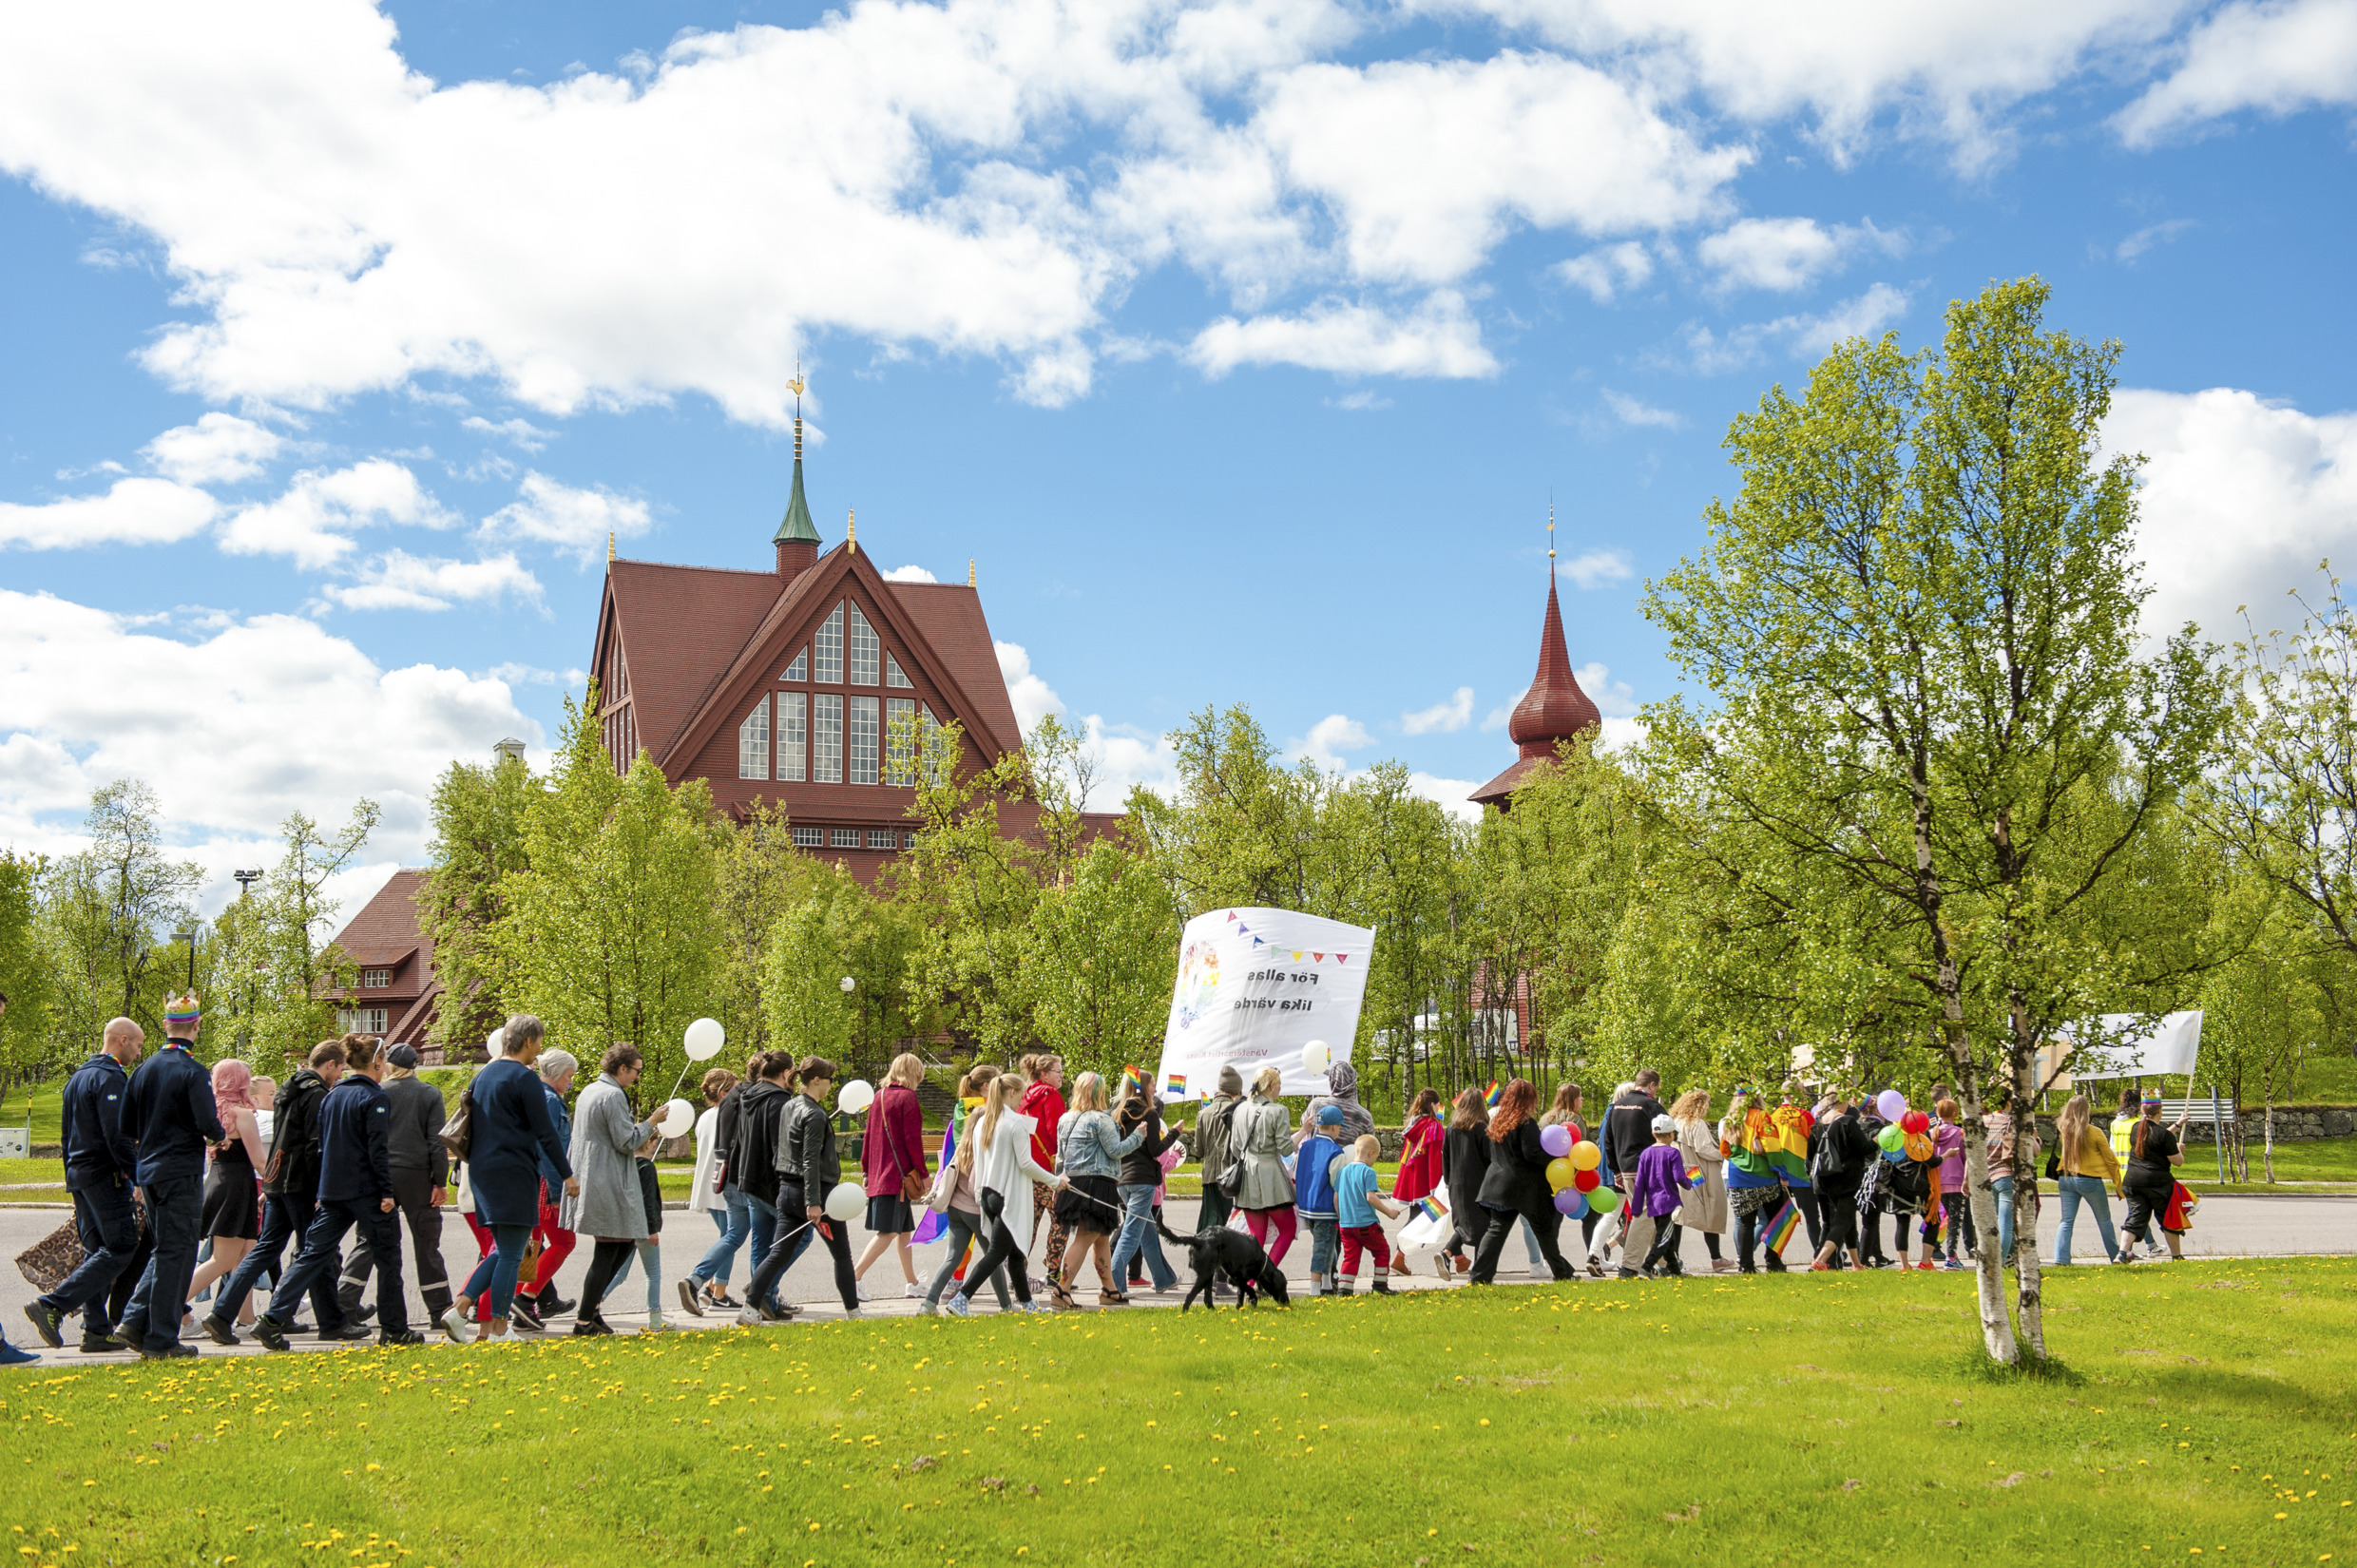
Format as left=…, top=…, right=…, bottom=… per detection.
left=603, top=560, right=787, bottom=761
left=1470, top=574, right=1600, bottom=808
left=773, top=417, right=820, bottom=545
left=332, top=870, right=434, bottom=972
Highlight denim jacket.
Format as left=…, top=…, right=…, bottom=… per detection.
left=1057, top=1108, right=1143, bottom=1180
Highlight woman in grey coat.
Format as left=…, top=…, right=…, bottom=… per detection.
left=561, top=1043, right=660, bottom=1335
left=1232, top=1065, right=1299, bottom=1267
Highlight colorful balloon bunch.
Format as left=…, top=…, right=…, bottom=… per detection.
left=1539, top=1127, right=1613, bottom=1217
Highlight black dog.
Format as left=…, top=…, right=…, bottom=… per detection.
left=1155, top=1216, right=1290, bottom=1311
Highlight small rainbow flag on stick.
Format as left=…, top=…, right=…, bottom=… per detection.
left=1763, top=1198, right=1801, bottom=1254
left=1484, top=1080, right=1503, bottom=1109
left=1121, top=1064, right=1147, bottom=1100
left=1165, top=1071, right=1187, bottom=1099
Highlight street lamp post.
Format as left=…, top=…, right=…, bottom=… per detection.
left=172, top=927, right=197, bottom=992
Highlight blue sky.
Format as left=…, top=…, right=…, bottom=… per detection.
left=3, top=0, right=2355, bottom=911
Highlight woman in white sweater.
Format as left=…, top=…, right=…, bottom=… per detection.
left=945, top=1073, right=1065, bottom=1317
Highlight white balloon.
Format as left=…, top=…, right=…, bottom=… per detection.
left=656, top=1098, right=696, bottom=1139
left=1301, top=1040, right=1332, bottom=1075
left=836, top=1079, right=876, bottom=1116
left=824, top=1180, right=865, bottom=1222
left=683, top=1017, right=726, bottom=1061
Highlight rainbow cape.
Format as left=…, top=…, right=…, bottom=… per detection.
left=1725, top=1103, right=1814, bottom=1185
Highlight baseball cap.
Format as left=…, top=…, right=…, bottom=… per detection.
left=1650, top=1113, right=1675, bottom=1135
left=387, top=1042, right=421, bottom=1069
left=1316, top=1104, right=1346, bottom=1125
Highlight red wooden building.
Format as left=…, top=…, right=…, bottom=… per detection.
left=324, top=870, right=443, bottom=1048
left=587, top=405, right=1062, bottom=879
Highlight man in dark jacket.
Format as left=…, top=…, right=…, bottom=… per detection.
left=22, top=1018, right=146, bottom=1352
left=115, top=994, right=223, bottom=1358
left=205, top=1041, right=350, bottom=1342
left=253, top=1037, right=422, bottom=1348
left=1602, top=1071, right=1668, bottom=1190
left=1808, top=1097, right=1870, bottom=1272
left=729, top=1055, right=800, bottom=1323
left=335, top=1042, right=451, bottom=1322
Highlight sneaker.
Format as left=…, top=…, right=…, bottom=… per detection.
left=23, top=1303, right=66, bottom=1349
left=378, top=1329, right=426, bottom=1347
left=251, top=1316, right=293, bottom=1352
left=199, top=1315, right=241, bottom=1347
left=843, top=1309, right=865, bottom=1320
left=480, top=1329, right=522, bottom=1347
left=735, top=1307, right=765, bottom=1329
left=139, top=1341, right=198, bottom=1360
left=706, top=1290, right=742, bottom=1311
left=1942, top=1258, right=1967, bottom=1272
left=320, top=1323, right=374, bottom=1342
left=942, top=1296, right=972, bottom=1318
left=77, top=1335, right=116, bottom=1354
left=757, top=1297, right=788, bottom=1323
left=530, top=1291, right=575, bottom=1316
left=641, top=1320, right=670, bottom=1335
left=508, top=1296, right=545, bottom=1332
left=105, top=1321, right=143, bottom=1350
left=1808, top=1260, right=1831, bottom=1272
left=0, top=1341, right=36, bottom=1367
left=439, top=1306, right=476, bottom=1346
left=1765, top=1259, right=1789, bottom=1273
left=1915, top=1260, right=1937, bottom=1272
left=903, top=1284, right=927, bottom=1299
left=915, top=1303, right=939, bottom=1317
left=675, top=1280, right=705, bottom=1318
left=1710, top=1259, right=1738, bottom=1274
left=570, top=1317, right=613, bottom=1337
left=1616, top=1269, right=1641, bottom=1280
left=1370, top=1280, right=1393, bottom=1295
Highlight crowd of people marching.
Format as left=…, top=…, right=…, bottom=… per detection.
left=4, top=996, right=2206, bottom=1364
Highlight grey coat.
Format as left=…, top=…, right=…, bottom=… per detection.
left=559, top=1075, right=658, bottom=1239
left=1230, top=1094, right=1296, bottom=1212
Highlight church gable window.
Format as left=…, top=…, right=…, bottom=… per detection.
left=738, top=696, right=771, bottom=780
left=814, top=604, right=844, bottom=682
left=885, top=652, right=911, bottom=689
left=814, top=693, right=843, bottom=783
left=782, top=648, right=807, bottom=681
left=849, top=605, right=880, bottom=684
left=777, top=692, right=807, bottom=781
left=849, top=696, right=880, bottom=785
left=885, top=697, right=916, bottom=786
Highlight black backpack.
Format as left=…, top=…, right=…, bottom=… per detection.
left=1815, top=1115, right=1861, bottom=1178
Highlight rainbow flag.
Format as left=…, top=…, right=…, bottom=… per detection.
left=1763, top=1198, right=1800, bottom=1253
left=1484, top=1080, right=1503, bottom=1109
left=1121, top=1063, right=1147, bottom=1100
left=1165, top=1071, right=1187, bottom=1099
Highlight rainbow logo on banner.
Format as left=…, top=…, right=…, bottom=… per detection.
left=1484, top=1080, right=1503, bottom=1109
left=1165, top=1072, right=1186, bottom=1099
left=1763, top=1199, right=1800, bottom=1253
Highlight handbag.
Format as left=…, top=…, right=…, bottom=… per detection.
left=439, top=1083, right=474, bottom=1162
left=1214, top=1154, right=1246, bottom=1198
left=2043, top=1152, right=2061, bottom=1178
left=922, top=1157, right=959, bottom=1215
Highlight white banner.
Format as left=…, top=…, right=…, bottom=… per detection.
left=2060, top=1010, right=2203, bottom=1081
left=1155, top=907, right=1376, bottom=1100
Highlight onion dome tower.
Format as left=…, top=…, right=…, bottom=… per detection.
left=1469, top=509, right=1601, bottom=811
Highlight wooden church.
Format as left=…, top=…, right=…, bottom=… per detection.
left=587, top=393, right=1038, bottom=879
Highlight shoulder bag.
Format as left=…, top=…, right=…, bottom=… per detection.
left=438, top=1081, right=475, bottom=1162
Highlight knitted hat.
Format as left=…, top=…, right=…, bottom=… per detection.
left=162, top=992, right=201, bottom=1031
left=387, top=1042, right=421, bottom=1069
left=1217, top=1064, right=1243, bottom=1097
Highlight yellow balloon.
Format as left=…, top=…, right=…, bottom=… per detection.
left=1569, top=1139, right=1601, bottom=1172
left=1544, top=1157, right=1578, bottom=1191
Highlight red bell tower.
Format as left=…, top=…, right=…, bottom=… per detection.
left=1470, top=511, right=1601, bottom=811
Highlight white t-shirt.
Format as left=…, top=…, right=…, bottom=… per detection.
left=688, top=1106, right=722, bottom=1213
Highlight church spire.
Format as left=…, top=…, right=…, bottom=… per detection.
left=1467, top=504, right=1602, bottom=811
left=774, top=366, right=821, bottom=578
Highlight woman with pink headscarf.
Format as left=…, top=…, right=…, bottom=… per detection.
left=189, top=1058, right=270, bottom=1324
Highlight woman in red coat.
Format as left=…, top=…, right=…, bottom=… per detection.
left=853, top=1054, right=932, bottom=1301
left=1390, top=1086, right=1446, bottom=1278
left=1018, top=1054, right=1068, bottom=1283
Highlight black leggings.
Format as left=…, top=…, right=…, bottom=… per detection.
left=959, top=1190, right=1032, bottom=1305
left=579, top=1239, right=634, bottom=1323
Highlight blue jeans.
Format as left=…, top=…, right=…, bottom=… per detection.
left=1107, top=1184, right=1177, bottom=1291
left=2052, top=1176, right=2117, bottom=1264
left=1303, top=1215, right=1340, bottom=1277
left=1990, top=1176, right=2016, bottom=1261
left=460, top=1223, right=534, bottom=1319
left=744, top=1193, right=814, bottom=1313
left=40, top=1182, right=143, bottom=1336
left=122, top=1175, right=202, bottom=1353
left=602, top=1239, right=663, bottom=1319
left=693, top=1187, right=751, bottom=1289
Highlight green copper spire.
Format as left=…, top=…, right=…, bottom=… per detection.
left=774, top=369, right=820, bottom=545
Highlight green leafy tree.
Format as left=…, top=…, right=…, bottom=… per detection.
left=0, top=850, right=58, bottom=1092
left=421, top=748, right=537, bottom=1051
left=39, top=781, right=201, bottom=1054
left=239, top=802, right=381, bottom=1065
left=1641, top=277, right=2227, bottom=1364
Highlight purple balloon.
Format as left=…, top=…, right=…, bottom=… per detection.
left=1553, top=1187, right=1586, bottom=1217
left=1539, top=1122, right=1574, bottom=1158
left=1876, top=1089, right=1908, bottom=1122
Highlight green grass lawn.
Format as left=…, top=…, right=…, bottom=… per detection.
left=0, top=1087, right=63, bottom=1146
left=3, top=1260, right=2351, bottom=1566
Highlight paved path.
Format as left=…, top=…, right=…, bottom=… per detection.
left=3, top=1192, right=2348, bottom=1364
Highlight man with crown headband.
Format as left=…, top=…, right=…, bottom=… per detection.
left=114, top=992, right=221, bottom=1357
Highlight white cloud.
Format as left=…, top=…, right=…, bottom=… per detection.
left=2117, top=218, right=2197, bottom=260
left=1480, top=695, right=1520, bottom=732
left=0, top=477, right=219, bottom=550
left=489, top=660, right=561, bottom=686
left=2104, top=385, right=2357, bottom=638
left=1664, top=280, right=1913, bottom=373
left=1189, top=292, right=1499, bottom=380
left=479, top=471, right=650, bottom=564
left=1696, top=216, right=1904, bottom=293
left=1559, top=547, right=1635, bottom=587
left=2117, top=0, right=2357, bottom=145
left=141, top=411, right=283, bottom=485
left=462, top=415, right=552, bottom=452
left=882, top=563, right=941, bottom=583
left=1255, top=51, right=1748, bottom=286
left=1554, top=239, right=1654, bottom=303
left=1401, top=771, right=1485, bottom=826
left=1402, top=685, right=1474, bottom=735
left=0, top=587, right=539, bottom=883
left=993, top=640, right=1065, bottom=736
left=317, top=549, right=543, bottom=613
left=1419, top=0, right=2185, bottom=164
left=1330, top=390, right=1392, bottom=411
left=1573, top=660, right=1639, bottom=716
left=1288, top=712, right=1373, bottom=769
left=219, top=459, right=454, bottom=569
left=1600, top=390, right=1681, bottom=429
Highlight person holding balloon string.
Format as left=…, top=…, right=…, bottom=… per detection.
left=1530, top=1110, right=1612, bottom=1273
left=775, top=1057, right=867, bottom=1318
left=1468, top=1080, right=1581, bottom=1286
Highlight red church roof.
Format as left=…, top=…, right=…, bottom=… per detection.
left=1470, top=573, right=1600, bottom=809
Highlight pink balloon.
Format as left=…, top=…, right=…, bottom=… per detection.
left=1876, top=1089, right=1908, bottom=1122
left=1553, top=1187, right=1586, bottom=1217
left=1539, top=1122, right=1574, bottom=1158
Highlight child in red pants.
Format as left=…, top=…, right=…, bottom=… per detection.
left=1333, top=1135, right=1404, bottom=1296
